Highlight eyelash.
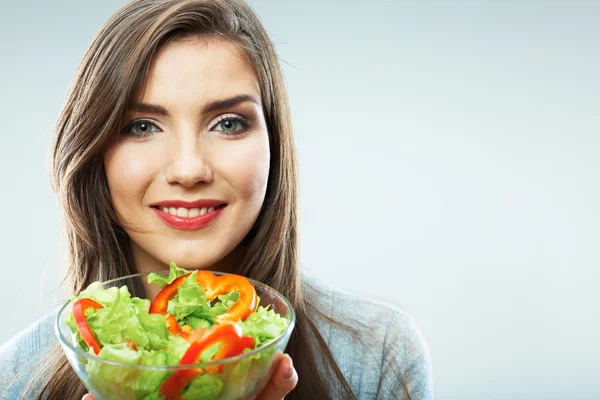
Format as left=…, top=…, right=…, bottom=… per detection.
left=121, top=115, right=252, bottom=137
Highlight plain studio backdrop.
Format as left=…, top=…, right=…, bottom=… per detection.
left=1, top=1, right=598, bottom=399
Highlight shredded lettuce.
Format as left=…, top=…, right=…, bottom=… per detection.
left=239, top=305, right=289, bottom=347
left=87, top=343, right=171, bottom=399
left=166, top=271, right=211, bottom=322
left=73, top=284, right=170, bottom=351
left=164, top=271, right=244, bottom=329
left=147, top=261, right=190, bottom=288
left=209, top=290, right=239, bottom=320
left=181, top=373, right=224, bottom=400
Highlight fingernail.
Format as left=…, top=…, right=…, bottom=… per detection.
left=283, top=357, right=293, bottom=380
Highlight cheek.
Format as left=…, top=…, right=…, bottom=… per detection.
left=104, top=143, right=156, bottom=210
left=214, top=134, right=270, bottom=202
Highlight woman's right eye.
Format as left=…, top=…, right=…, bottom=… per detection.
left=122, top=119, right=162, bottom=136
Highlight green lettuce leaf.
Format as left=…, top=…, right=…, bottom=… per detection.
left=74, top=282, right=124, bottom=307
left=181, top=373, right=224, bottom=400
left=208, top=290, right=239, bottom=320
left=85, top=336, right=191, bottom=399
left=147, top=262, right=191, bottom=289
left=165, top=335, right=190, bottom=365
left=137, top=313, right=169, bottom=350
left=166, top=271, right=211, bottom=322
left=187, top=317, right=212, bottom=330
left=239, top=306, right=289, bottom=347
left=67, top=281, right=170, bottom=352
left=87, top=343, right=168, bottom=399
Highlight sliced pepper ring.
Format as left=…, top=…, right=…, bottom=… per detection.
left=149, top=274, right=189, bottom=315
left=159, top=322, right=255, bottom=400
left=149, top=271, right=257, bottom=328
left=195, top=271, right=257, bottom=324
left=158, top=311, right=188, bottom=338
left=149, top=274, right=190, bottom=337
left=72, top=298, right=104, bottom=355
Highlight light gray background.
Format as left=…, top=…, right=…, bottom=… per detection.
left=1, top=1, right=598, bottom=399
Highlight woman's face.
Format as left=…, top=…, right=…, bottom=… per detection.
left=104, top=37, right=270, bottom=273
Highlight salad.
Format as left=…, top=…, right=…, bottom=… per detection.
left=64, top=263, right=289, bottom=400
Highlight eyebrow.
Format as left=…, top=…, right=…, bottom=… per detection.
left=128, top=94, right=261, bottom=116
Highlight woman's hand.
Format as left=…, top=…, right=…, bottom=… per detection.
left=81, top=352, right=298, bottom=400
left=251, top=352, right=298, bottom=400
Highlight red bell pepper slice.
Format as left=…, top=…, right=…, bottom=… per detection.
left=154, top=311, right=188, bottom=338
left=159, top=322, right=254, bottom=400
left=149, top=271, right=257, bottom=328
left=149, top=274, right=188, bottom=314
left=72, top=298, right=104, bottom=355
left=195, top=271, right=257, bottom=324
left=126, top=339, right=138, bottom=351
left=148, top=274, right=189, bottom=336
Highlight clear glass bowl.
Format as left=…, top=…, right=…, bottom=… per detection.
left=55, top=270, right=295, bottom=400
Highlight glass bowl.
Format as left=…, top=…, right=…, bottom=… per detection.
left=55, top=270, right=295, bottom=400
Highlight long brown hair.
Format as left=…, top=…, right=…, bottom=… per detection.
left=23, top=0, right=361, bottom=398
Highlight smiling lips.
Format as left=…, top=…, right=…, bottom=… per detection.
left=151, top=199, right=227, bottom=230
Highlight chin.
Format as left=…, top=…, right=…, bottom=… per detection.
left=158, top=252, right=221, bottom=271
left=129, top=227, right=245, bottom=273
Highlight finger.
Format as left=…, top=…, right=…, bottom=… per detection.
left=82, top=394, right=95, bottom=400
left=257, top=353, right=298, bottom=400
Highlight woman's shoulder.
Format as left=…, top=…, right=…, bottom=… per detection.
left=301, top=271, right=434, bottom=399
left=301, top=270, right=428, bottom=341
left=0, top=309, right=58, bottom=399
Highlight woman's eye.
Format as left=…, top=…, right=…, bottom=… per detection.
left=123, top=120, right=161, bottom=136
left=212, top=116, right=250, bottom=135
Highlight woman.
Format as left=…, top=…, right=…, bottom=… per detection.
left=0, top=0, right=433, bottom=399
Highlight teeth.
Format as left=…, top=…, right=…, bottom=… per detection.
left=160, top=206, right=217, bottom=217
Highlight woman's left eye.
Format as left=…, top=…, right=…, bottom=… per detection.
left=211, top=116, right=250, bottom=135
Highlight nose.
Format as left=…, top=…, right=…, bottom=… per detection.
left=165, top=134, right=213, bottom=187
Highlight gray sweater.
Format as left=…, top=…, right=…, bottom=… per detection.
left=0, top=273, right=434, bottom=399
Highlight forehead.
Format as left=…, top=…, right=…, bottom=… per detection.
left=135, top=36, right=261, bottom=104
